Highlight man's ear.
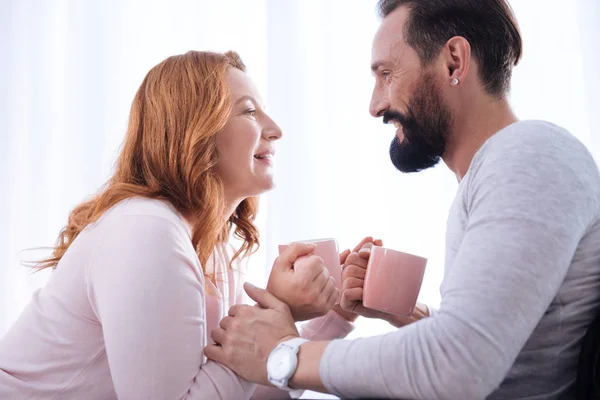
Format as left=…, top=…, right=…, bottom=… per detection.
left=441, top=36, right=471, bottom=87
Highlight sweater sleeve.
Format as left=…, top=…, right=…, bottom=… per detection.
left=319, top=124, right=599, bottom=399
left=88, top=214, right=256, bottom=400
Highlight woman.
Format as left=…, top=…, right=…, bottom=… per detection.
left=0, top=51, right=355, bottom=399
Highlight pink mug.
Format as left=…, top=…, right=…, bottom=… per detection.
left=362, top=246, right=427, bottom=316
left=278, top=238, right=342, bottom=293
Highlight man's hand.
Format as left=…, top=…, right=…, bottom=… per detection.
left=331, top=248, right=357, bottom=322
left=266, top=242, right=339, bottom=321
left=332, top=237, right=380, bottom=323
left=205, top=283, right=300, bottom=386
left=339, top=237, right=430, bottom=327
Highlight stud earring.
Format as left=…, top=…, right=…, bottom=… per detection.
left=451, top=77, right=460, bottom=86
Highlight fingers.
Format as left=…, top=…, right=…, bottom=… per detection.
left=228, top=304, right=245, bottom=316
left=322, top=275, right=336, bottom=300
left=294, top=255, right=326, bottom=281
left=211, top=327, right=227, bottom=345
left=244, top=283, right=286, bottom=310
left=317, top=261, right=329, bottom=280
left=350, top=236, right=383, bottom=256
left=280, top=242, right=317, bottom=266
left=339, top=249, right=351, bottom=265
left=307, top=267, right=336, bottom=309
left=340, top=264, right=365, bottom=311
left=204, top=343, right=225, bottom=363
left=341, top=255, right=367, bottom=312
left=340, top=287, right=364, bottom=310
left=343, top=287, right=363, bottom=302
left=343, top=252, right=368, bottom=270
left=219, top=316, right=233, bottom=330
left=343, top=264, right=367, bottom=280
left=352, top=236, right=374, bottom=252
left=358, top=243, right=376, bottom=259
left=313, top=266, right=330, bottom=292
left=342, top=277, right=364, bottom=291
left=325, top=277, right=339, bottom=307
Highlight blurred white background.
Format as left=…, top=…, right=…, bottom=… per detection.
left=1, top=2, right=599, bottom=395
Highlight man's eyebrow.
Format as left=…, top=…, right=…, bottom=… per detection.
left=371, top=61, right=384, bottom=73
left=372, top=60, right=394, bottom=73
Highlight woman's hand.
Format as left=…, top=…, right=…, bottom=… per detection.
left=266, top=242, right=338, bottom=321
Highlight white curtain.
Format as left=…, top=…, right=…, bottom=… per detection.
left=2, top=0, right=599, bottom=350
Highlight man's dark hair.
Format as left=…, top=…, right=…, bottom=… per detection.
left=377, top=0, right=522, bottom=96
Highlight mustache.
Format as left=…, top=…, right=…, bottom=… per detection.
left=382, top=109, right=410, bottom=126
left=383, top=109, right=418, bottom=136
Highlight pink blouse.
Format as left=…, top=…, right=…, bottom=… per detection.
left=0, top=197, right=353, bottom=399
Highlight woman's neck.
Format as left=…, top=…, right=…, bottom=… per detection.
left=181, top=196, right=242, bottom=236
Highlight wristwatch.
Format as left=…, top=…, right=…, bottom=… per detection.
left=266, top=337, right=308, bottom=398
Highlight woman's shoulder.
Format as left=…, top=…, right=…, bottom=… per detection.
left=111, top=197, right=185, bottom=224
left=91, top=197, right=189, bottom=236
left=71, top=197, right=194, bottom=262
left=84, top=198, right=201, bottom=279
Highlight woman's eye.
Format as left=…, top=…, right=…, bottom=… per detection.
left=245, top=109, right=257, bottom=118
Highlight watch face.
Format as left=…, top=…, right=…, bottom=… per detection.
left=267, top=347, right=294, bottom=381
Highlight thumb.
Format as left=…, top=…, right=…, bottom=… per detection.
left=358, top=242, right=378, bottom=259
left=244, top=282, right=284, bottom=309
left=339, top=249, right=351, bottom=265
left=280, top=242, right=317, bottom=266
left=352, top=236, right=374, bottom=252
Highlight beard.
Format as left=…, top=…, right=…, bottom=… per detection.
left=385, top=72, right=453, bottom=173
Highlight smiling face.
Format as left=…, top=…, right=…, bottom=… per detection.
left=369, top=6, right=453, bottom=173
left=213, top=68, right=283, bottom=202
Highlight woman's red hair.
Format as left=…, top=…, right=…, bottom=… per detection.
left=37, top=51, right=259, bottom=279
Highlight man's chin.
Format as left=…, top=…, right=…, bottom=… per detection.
left=389, top=136, right=444, bottom=173
left=389, top=153, right=441, bottom=173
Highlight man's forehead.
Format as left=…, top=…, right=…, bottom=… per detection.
left=371, top=6, right=410, bottom=66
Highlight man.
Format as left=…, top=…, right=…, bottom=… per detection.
left=205, top=0, right=600, bottom=398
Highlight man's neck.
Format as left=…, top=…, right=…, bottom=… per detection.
left=443, top=96, right=518, bottom=181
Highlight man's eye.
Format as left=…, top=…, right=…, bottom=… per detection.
left=382, top=71, right=391, bottom=79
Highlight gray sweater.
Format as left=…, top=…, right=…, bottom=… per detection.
left=321, top=121, right=600, bottom=399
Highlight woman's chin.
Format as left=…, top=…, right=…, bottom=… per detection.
left=259, top=179, right=276, bottom=194
left=245, top=178, right=276, bottom=197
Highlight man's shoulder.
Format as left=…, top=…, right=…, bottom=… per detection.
left=471, top=120, right=596, bottom=178
left=460, top=120, right=600, bottom=223
left=484, top=120, right=583, bottom=157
